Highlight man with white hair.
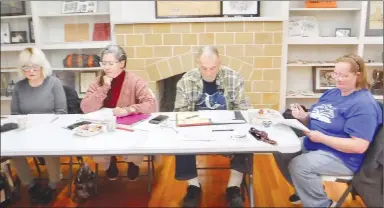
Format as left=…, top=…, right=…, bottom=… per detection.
left=174, top=46, right=251, bottom=207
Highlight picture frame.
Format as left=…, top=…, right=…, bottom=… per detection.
left=62, top=1, right=97, bottom=14
left=365, top=1, right=383, bottom=36
left=0, top=1, right=26, bottom=16
left=155, top=1, right=222, bottom=18
left=335, top=28, right=351, bottom=37
left=10, top=31, right=28, bottom=44
left=1, top=23, right=11, bottom=44
left=312, top=66, right=336, bottom=93
left=79, top=71, right=97, bottom=93
left=222, top=1, right=260, bottom=17
left=28, top=18, right=35, bottom=43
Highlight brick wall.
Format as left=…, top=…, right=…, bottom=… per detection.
left=115, top=21, right=283, bottom=110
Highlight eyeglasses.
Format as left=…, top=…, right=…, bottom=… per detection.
left=331, top=72, right=351, bottom=80
left=99, top=61, right=119, bottom=67
left=249, top=127, right=277, bottom=145
left=21, top=65, right=41, bottom=72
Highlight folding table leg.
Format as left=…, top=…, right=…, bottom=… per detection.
left=247, top=154, right=255, bottom=208
left=68, top=157, right=73, bottom=198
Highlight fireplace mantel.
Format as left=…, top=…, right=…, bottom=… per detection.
left=113, top=16, right=286, bottom=25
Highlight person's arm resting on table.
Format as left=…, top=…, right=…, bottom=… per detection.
left=80, top=80, right=110, bottom=113
left=124, top=79, right=157, bottom=114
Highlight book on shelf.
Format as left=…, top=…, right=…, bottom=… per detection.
left=92, top=23, right=110, bottom=41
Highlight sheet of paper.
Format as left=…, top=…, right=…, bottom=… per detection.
left=81, top=108, right=114, bottom=122
left=274, top=119, right=309, bottom=132
left=198, top=110, right=236, bottom=123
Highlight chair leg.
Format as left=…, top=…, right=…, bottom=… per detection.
left=151, top=156, right=155, bottom=178
left=95, top=163, right=99, bottom=195
left=33, top=157, right=41, bottom=178
left=335, top=183, right=353, bottom=207
left=147, top=156, right=151, bottom=193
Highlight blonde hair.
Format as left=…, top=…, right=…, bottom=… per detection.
left=18, top=47, right=52, bottom=79
left=335, top=54, right=371, bottom=90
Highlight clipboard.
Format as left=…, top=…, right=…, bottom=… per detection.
left=176, top=112, right=212, bottom=127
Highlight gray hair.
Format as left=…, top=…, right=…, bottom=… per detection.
left=100, top=45, right=127, bottom=67
left=197, top=45, right=220, bottom=59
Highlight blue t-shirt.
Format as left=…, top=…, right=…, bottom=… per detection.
left=196, top=80, right=227, bottom=110
left=304, top=88, right=383, bottom=172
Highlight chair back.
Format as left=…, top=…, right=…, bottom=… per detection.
left=63, top=85, right=83, bottom=114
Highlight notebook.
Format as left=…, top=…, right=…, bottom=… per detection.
left=116, top=114, right=151, bottom=126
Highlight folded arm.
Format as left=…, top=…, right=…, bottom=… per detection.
left=80, top=81, right=110, bottom=113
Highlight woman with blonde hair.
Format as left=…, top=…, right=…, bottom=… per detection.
left=80, top=45, right=156, bottom=181
left=274, top=54, right=382, bottom=207
left=11, top=47, right=67, bottom=204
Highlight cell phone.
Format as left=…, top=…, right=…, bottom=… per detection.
left=66, top=121, right=92, bottom=130
left=148, top=115, right=169, bottom=124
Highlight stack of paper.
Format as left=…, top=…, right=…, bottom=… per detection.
left=199, top=110, right=246, bottom=124
left=273, top=119, right=309, bottom=132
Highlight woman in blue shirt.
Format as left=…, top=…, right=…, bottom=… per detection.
left=274, top=54, right=383, bottom=207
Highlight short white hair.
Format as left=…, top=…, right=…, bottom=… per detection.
left=18, top=47, right=52, bottom=78
left=197, top=45, right=220, bottom=59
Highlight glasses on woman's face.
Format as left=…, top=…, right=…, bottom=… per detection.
left=21, top=65, right=41, bottom=72
left=331, top=72, right=351, bottom=81
left=99, top=61, right=119, bottom=67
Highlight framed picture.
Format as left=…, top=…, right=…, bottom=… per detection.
left=0, top=1, right=26, bottom=16
left=53, top=71, right=76, bottom=88
left=365, top=1, right=383, bottom=36
left=28, top=18, right=35, bottom=43
left=10, top=31, right=28, bottom=44
left=312, top=66, right=336, bottom=93
left=335, top=28, right=351, bottom=37
left=1, top=23, right=10, bottom=44
left=222, top=1, right=260, bottom=17
left=79, top=72, right=97, bottom=93
left=155, top=1, right=222, bottom=18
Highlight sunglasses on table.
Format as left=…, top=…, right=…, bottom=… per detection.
left=248, top=127, right=277, bottom=145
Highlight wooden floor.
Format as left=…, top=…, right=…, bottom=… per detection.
left=10, top=155, right=365, bottom=207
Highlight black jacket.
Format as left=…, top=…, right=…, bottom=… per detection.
left=352, top=124, right=383, bottom=207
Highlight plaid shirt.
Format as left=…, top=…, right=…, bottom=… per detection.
left=174, top=66, right=250, bottom=112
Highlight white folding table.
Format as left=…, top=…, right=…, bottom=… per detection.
left=1, top=112, right=302, bottom=207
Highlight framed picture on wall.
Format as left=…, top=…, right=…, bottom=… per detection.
left=0, top=1, right=26, bottom=16
left=365, top=1, right=383, bottom=36
left=155, top=1, right=222, bottom=18
left=312, top=66, right=336, bottom=93
left=10, top=31, right=28, bottom=44
left=222, top=1, right=260, bottom=17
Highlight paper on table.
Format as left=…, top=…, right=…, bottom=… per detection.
left=198, top=110, right=245, bottom=124
left=81, top=108, right=114, bottom=122
left=273, top=119, right=309, bottom=132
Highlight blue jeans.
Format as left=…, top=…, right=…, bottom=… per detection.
left=273, top=139, right=354, bottom=207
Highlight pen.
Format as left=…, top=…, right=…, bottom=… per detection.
left=117, top=127, right=135, bottom=132
left=212, top=129, right=234, bottom=132
left=50, top=116, right=59, bottom=123
left=185, top=115, right=199, bottom=120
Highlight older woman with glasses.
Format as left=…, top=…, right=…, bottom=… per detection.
left=11, top=47, right=67, bottom=204
left=80, top=45, right=156, bottom=181
left=274, top=54, right=383, bottom=207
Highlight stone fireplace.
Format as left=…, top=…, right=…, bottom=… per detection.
left=115, top=21, right=283, bottom=111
